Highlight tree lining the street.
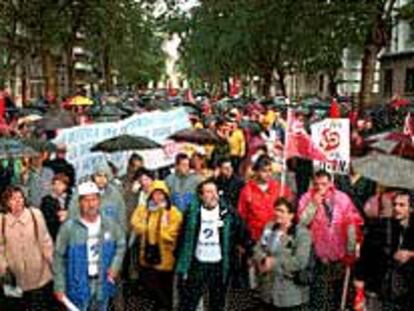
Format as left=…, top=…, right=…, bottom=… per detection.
left=165, top=0, right=403, bottom=106
left=0, top=0, right=166, bottom=97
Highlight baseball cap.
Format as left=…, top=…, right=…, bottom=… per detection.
left=78, top=181, right=100, bottom=196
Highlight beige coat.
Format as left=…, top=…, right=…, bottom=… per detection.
left=0, top=208, right=53, bottom=291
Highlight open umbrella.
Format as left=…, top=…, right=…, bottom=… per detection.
left=169, top=128, right=221, bottom=144
left=35, top=113, right=75, bottom=131
left=21, top=138, right=57, bottom=152
left=353, top=152, right=414, bottom=189
left=68, top=95, right=93, bottom=106
left=89, top=105, right=128, bottom=118
left=0, top=138, right=38, bottom=159
left=90, top=135, right=162, bottom=153
left=367, top=132, right=414, bottom=159
left=18, top=114, right=43, bottom=125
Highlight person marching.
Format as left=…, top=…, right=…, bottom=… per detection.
left=54, top=181, right=126, bottom=311
left=131, top=180, right=183, bottom=310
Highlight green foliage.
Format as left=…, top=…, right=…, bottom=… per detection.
left=164, top=0, right=399, bottom=96
left=0, top=0, right=166, bottom=90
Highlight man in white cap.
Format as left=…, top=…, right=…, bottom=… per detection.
left=54, top=181, right=126, bottom=311
left=68, top=163, right=127, bottom=232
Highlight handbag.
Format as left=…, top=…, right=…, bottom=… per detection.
left=144, top=242, right=161, bottom=266
left=1, top=216, right=23, bottom=298
left=143, top=210, right=162, bottom=266
left=1, top=268, right=23, bottom=298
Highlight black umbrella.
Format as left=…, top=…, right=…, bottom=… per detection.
left=89, top=105, right=128, bottom=118
left=35, top=109, right=76, bottom=130
left=169, top=128, right=221, bottom=144
left=90, top=135, right=162, bottom=152
left=0, top=138, right=38, bottom=159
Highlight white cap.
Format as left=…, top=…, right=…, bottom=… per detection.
left=78, top=181, right=100, bottom=196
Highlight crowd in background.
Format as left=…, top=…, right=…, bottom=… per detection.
left=0, top=90, right=413, bottom=311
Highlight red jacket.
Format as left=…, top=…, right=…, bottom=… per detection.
left=238, top=179, right=292, bottom=241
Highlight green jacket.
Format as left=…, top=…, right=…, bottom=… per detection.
left=175, top=198, right=248, bottom=284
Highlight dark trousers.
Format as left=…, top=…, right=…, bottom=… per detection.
left=258, top=302, right=308, bottom=311
left=309, top=260, right=345, bottom=311
left=178, top=261, right=227, bottom=311
left=139, top=267, right=174, bottom=310
left=1, top=282, right=59, bottom=311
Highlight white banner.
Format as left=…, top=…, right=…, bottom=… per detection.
left=311, top=118, right=350, bottom=174
left=53, top=108, right=190, bottom=180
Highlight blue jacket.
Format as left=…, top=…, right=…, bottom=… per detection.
left=53, top=215, right=126, bottom=307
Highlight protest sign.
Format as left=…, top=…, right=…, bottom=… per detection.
left=53, top=108, right=190, bottom=180
left=311, top=118, right=350, bottom=174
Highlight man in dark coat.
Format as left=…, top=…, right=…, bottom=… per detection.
left=44, top=144, right=75, bottom=190
left=215, top=157, right=245, bottom=209
left=355, top=190, right=414, bottom=311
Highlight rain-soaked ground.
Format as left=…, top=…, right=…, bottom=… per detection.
left=109, top=282, right=258, bottom=311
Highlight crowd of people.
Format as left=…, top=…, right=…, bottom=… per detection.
left=0, top=93, right=413, bottom=311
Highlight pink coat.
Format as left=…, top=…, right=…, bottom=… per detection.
left=298, top=189, right=363, bottom=262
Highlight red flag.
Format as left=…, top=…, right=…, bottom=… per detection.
left=329, top=99, right=341, bottom=118
left=230, top=77, right=241, bottom=97
left=185, top=89, right=195, bottom=103
left=391, top=95, right=409, bottom=109
left=403, top=112, right=414, bottom=137
left=285, top=109, right=327, bottom=161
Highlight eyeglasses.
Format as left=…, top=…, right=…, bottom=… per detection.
left=393, top=202, right=407, bottom=207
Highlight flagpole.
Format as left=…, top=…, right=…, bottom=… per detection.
left=280, top=104, right=291, bottom=197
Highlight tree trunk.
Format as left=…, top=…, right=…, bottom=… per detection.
left=9, top=62, right=17, bottom=98
left=66, top=44, right=74, bottom=95
left=328, top=71, right=337, bottom=97
left=42, top=48, right=58, bottom=98
left=359, top=0, right=397, bottom=108
left=0, top=47, right=5, bottom=89
left=102, top=45, right=113, bottom=92
left=359, top=44, right=380, bottom=108
left=276, top=68, right=287, bottom=97
left=21, top=54, right=27, bottom=106
left=262, top=68, right=273, bottom=98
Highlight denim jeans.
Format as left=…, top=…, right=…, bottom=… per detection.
left=78, top=279, right=109, bottom=311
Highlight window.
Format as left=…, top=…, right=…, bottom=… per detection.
left=405, top=68, right=414, bottom=93
left=383, top=69, right=393, bottom=97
